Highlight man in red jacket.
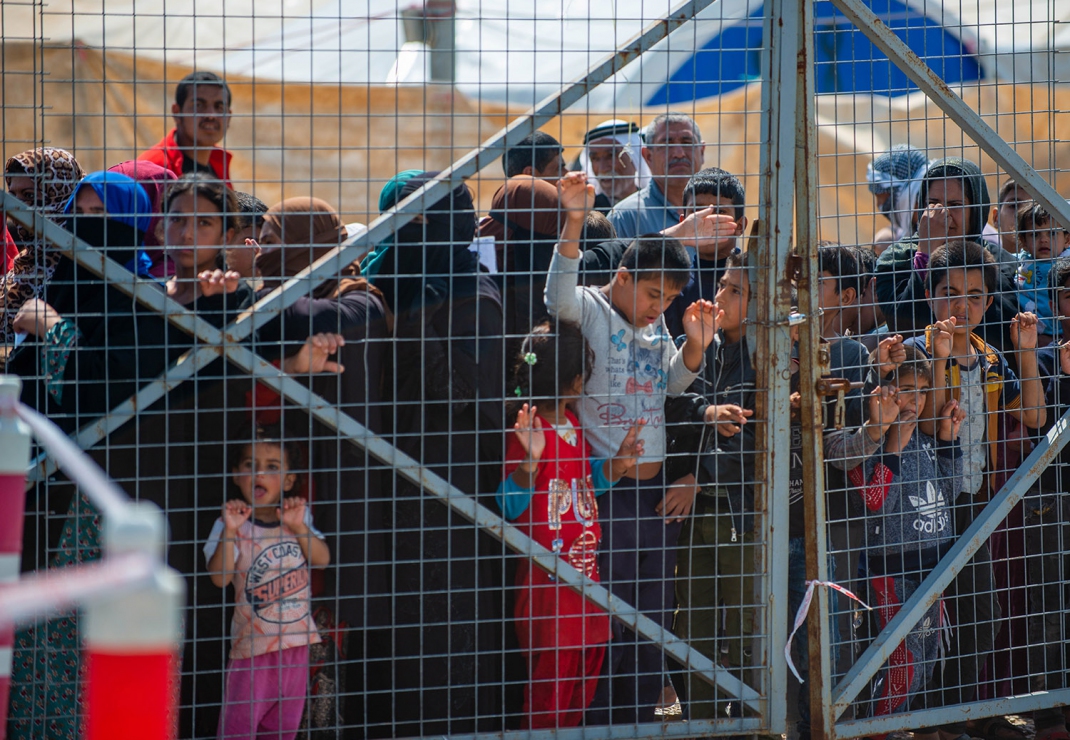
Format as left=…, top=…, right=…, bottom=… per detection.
left=139, top=71, right=234, bottom=186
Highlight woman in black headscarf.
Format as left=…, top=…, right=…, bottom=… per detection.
left=874, top=157, right=1016, bottom=351
left=365, top=172, right=508, bottom=737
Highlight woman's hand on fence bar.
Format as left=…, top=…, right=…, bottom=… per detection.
left=12, top=298, right=63, bottom=337
left=281, top=333, right=346, bottom=375
left=916, top=203, right=953, bottom=254
left=197, top=269, right=242, bottom=297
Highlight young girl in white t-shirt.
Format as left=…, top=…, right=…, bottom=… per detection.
left=205, top=426, right=330, bottom=740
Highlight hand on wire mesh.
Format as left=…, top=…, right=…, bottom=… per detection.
left=557, top=171, right=595, bottom=217
left=197, top=269, right=242, bottom=297
left=12, top=298, right=62, bottom=337
left=917, top=203, right=953, bottom=253
left=656, top=473, right=698, bottom=524
left=866, top=385, right=901, bottom=441
left=512, top=403, right=546, bottom=463
left=280, top=496, right=308, bottom=531
left=1010, top=311, right=1039, bottom=351
left=1058, top=340, right=1070, bottom=374
left=682, top=299, right=721, bottom=349
left=610, top=420, right=646, bottom=478
left=704, top=403, right=753, bottom=437
left=932, top=317, right=956, bottom=359
left=936, top=398, right=967, bottom=442
left=281, top=333, right=346, bottom=375
left=667, top=207, right=740, bottom=248
left=875, top=333, right=906, bottom=376
left=222, top=499, right=252, bottom=532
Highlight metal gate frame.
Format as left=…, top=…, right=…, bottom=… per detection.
left=791, top=2, right=1070, bottom=737
left=1, top=0, right=810, bottom=735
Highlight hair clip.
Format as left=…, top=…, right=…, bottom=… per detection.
left=515, top=386, right=523, bottom=397
left=523, top=352, right=538, bottom=366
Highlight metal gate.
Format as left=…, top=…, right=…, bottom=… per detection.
left=1, top=0, right=1068, bottom=737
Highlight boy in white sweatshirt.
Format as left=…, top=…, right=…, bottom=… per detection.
left=545, top=171, right=721, bottom=722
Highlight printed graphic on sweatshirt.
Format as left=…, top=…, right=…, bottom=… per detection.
left=788, top=422, right=803, bottom=505
left=908, top=480, right=949, bottom=535
left=567, top=530, right=600, bottom=578
left=244, top=542, right=311, bottom=625
left=626, top=345, right=667, bottom=394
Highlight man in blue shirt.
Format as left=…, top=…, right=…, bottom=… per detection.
left=608, top=113, right=706, bottom=240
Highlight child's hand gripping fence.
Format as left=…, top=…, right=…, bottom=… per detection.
left=0, top=375, right=184, bottom=740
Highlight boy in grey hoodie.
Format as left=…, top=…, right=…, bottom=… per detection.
left=848, top=345, right=966, bottom=727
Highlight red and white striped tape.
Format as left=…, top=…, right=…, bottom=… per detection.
left=785, top=579, right=872, bottom=683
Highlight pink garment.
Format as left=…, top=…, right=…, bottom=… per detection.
left=107, top=159, right=177, bottom=276
left=205, top=517, right=321, bottom=660
left=218, top=643, right=309, bottom=740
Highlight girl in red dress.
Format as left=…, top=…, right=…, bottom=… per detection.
left=498, top=320, right=643, bottom=729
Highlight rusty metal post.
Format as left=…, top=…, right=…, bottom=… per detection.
left=755, top=0, right=800, bottom=732
left=793, top=1, right=835, bottom=739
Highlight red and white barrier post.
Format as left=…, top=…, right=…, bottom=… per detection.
left=0, top=378, right=32, bottom=740
left=82, top=503, right=185, bottom=740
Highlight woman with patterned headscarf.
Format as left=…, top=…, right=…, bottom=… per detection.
left=4, top=147, right=86, bottom=243
left=2, top=148, right=86, bottom=352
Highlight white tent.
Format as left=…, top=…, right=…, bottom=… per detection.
left=6, top=0, right=1068, bottom=109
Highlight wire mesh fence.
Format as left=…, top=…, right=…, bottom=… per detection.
left=3, top=0, right=1070, bottom=739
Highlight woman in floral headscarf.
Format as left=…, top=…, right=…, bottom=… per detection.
left=4, top=147, right=86, bottom=242
left=2, top=148, right=86, bottom=349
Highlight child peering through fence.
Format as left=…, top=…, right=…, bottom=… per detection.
left=205, top=423, right=330, bottom=740
left=545, top=170, right=719, bottom=722
left=848, top=344, right=966, bottom=727
left=496, top=320, right=644, bottom=729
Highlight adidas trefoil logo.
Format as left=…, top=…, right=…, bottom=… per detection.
left=909, top=481, right=949, bottom=534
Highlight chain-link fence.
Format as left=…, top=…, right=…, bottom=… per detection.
left=2, top=1, right=1070, bottom=739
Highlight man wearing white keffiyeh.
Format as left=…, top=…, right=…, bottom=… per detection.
left=578, top=120, right=652, bottom=214
left=867, top=144, right=930, bottom=254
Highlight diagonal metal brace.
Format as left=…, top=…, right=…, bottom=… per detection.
left=220, top=342, right=764, bottom=712
left=219, top=0, right=720, bottom=344
left=830, top=410, right=1070, bottom=717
